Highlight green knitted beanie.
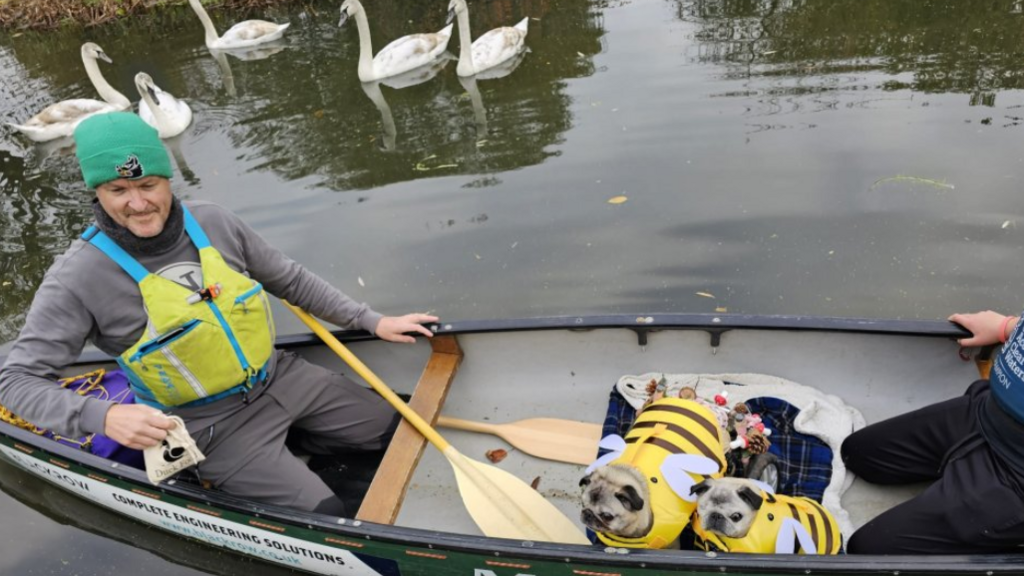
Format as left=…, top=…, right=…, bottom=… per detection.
left=74, top=112, right=173, bottom=189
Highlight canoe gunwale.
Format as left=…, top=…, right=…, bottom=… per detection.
left=4, top=313, right=1023, bottom=574
left=3, top=419, right=1023, bottom=574
left=65, top=313, right=974, bottom=365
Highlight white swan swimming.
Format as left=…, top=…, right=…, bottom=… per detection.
left=339, top=0, right=454, bottom=82
left=187, top=0, right=290, bottom=50
left=446, top=0, right=528, bottom=77
left=7, top=43, right=131, bottom=143
left=135, top=73, right=193, bottom=139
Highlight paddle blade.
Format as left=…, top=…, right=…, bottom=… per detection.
left=491, top=418, right=601, bottom=466
left=439, top=416, right=602, bottom=466
left=444, top=447, right=590, bottom=544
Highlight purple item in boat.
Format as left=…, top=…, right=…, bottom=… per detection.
left=44, top=369, right=145, bottom=469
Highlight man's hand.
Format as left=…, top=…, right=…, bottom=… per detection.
left=948, top=310, right=1014, bottom=347
left=103, top=404, right=177, bottom=450
left=375, top=313, right=439, bottom=343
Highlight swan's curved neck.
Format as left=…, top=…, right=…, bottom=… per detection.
left=455, top=9, right=475, bottom=76
left=83, top=56, right=130, bottom=109
left=140, top=88, right=172, bottom=132
left=352, top=9, right=375, bottom=80
left=189, top=0, right=221, bottom=47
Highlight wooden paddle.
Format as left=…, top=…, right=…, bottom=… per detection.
left=436, top=416, right=601, bottom=466
left=285, top=303, right=589, bottom=545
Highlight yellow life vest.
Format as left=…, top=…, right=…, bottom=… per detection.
left=596, top=398, right=727, bottom=549
left=693, top=491, right=842, bottom=554
left=85, top=206, right=275, bottom=408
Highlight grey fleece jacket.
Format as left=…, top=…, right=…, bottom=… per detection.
left=0, top=200, right=382, bottom=439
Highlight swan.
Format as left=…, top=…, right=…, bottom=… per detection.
left=135, top=73, right=193, bottom=139
left=446, top=0, right=528, bottom=77
left=339, top=0, right=454, bottom=82
left=187, top=0, right=290, bottom=50
left=7, top=43, right=131, bottom=143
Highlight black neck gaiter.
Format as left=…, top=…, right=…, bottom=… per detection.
left=91, top=196, right=185, bottom=256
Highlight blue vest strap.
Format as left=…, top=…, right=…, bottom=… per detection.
left=86, top=230, right=150, bottom=284
left=182, top=205, right=211, bottom=249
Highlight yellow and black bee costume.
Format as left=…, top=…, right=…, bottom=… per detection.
left=693, top=489, right=842, bottom=554
left=594, top=398, right=728, bottom=549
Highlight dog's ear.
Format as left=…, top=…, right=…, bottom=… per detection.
left=616, top=485, right=645, bottom=512
left=737, top=485, right=764, bottom=511
left=579, top=474, right=592, bottom=488
left=690, top=480, right=712, bottom=498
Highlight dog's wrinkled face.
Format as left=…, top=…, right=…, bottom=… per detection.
left=691, top=477, right=764, bottom=539
left=579, top=465, right=652, bottom=538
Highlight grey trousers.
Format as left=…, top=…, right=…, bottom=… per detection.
left=185, top=350, right=399, bottom=512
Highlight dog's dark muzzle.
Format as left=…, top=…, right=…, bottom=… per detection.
left=704, top=511, right=727, bottom=532
left=581, top=508, right=605, bottom=529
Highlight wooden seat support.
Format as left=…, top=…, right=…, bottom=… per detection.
left=355, top=335, right=462, bottom=524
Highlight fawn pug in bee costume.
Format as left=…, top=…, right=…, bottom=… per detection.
left=579, top=398, right=729, bottom=549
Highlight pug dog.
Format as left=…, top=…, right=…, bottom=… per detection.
left=690, top=477, right=762, bottom=539
left=579, top=464, right=652, bottom=539
left=690, top=477, right=842, bottom=554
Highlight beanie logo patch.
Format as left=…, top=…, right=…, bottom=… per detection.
left=115, top=154, right=144, bottom=179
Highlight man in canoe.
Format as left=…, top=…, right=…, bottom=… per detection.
left=842, top=310, right=1024, bottom=554
left=0, top=112, right=437, bottom=515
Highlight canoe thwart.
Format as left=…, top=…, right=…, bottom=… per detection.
left=355, top=335, right=463, bottom=524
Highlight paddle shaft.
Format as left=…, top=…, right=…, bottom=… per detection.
left=436, top=415, right=498, bottom=435
left=285, top=303, right=590, bottom=544
left=284, top=303, right=450, bottom=451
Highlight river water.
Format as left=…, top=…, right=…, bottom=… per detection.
left=1, top=0, right=1023, bottom=573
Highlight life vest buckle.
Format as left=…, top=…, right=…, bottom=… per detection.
left=186, top=283, right=223, bottom=305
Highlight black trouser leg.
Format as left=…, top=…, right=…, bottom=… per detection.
left=846, top=441, right=1024, bottom=554
left=843, top=380, right=1024, bottom=554
left=841, top=380, right=986, bottom=485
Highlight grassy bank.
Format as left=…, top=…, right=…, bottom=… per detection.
left=0, top=0, right=298, bottom=30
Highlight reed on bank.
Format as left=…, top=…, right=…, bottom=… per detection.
left=0, top=0, right=295, bottom=30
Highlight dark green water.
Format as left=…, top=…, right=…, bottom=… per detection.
left=1, top=0, right=1024, bottom=572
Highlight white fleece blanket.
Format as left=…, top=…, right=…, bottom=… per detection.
left=616, top=372, right=866, bottom=541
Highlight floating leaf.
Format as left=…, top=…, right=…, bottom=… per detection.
left=486, top=449, right=507, bottom=463
left=715, top=306, right=728, bottom=313
left=696, top=291, right=716, bottom=299
left=1, top=281, right=10, bottom=287
left=869, top=175, right=955, bottom=191
left=530, top=476, right=541, bottom=490
left=607, top=195, right=628, bottom=204
left=313, top=109, right=324, bottom=119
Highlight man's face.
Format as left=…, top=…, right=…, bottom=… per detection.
left=95, top=176, right=173, bottom=238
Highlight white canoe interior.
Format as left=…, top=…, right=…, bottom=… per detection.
left=295, top=326, right=977, bottom=538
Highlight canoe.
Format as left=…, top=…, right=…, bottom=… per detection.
left=1, top=313, right=1021, bottom=575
